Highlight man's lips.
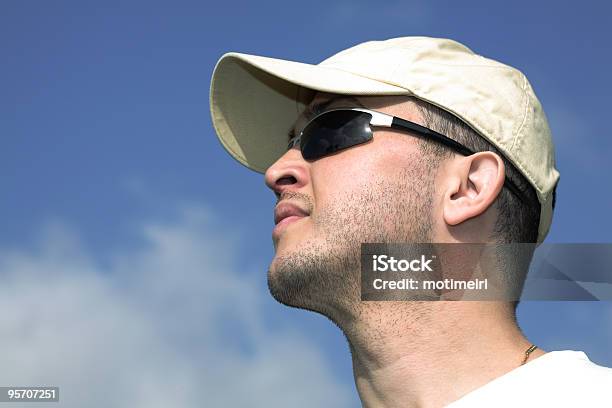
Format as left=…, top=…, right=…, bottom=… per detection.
left=274, top=202, right=309, bottom=225
left=273, top=202, right=309, bottom=237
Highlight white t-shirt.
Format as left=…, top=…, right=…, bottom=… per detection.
left=447, top=350, right=612, bottom=407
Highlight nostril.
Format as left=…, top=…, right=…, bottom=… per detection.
left=277, top=176, right=297, bottom=186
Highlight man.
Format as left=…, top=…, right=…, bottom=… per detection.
left=210, top=37, right=612, bottom=407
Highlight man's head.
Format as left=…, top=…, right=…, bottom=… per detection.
left=263, top=91, right=549, bottom=317
left=209, top=36, right=560, bottom=320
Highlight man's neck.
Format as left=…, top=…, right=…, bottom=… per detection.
left=342, top=301, right=543, bottom=408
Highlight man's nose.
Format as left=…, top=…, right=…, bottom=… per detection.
left=264, top=148, right=310, bottom=198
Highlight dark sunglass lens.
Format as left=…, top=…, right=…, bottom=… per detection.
left=301, top=110, right=373, bottom=160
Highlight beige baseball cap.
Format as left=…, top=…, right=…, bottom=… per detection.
left=209, top=36, right=560, bottom=243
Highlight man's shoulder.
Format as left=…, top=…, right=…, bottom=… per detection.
left=549, top=350, right=612, bottom=391
left=543, top=350, right=612, bottom=377
left=448, top=350, right=612, bottom=407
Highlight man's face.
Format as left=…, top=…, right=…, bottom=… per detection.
left=264, top=92, right=439, bottom=317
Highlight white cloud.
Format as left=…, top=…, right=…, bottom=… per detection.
left=0, top=205, right=356, bottom=407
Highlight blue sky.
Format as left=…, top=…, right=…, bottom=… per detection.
left=1, top=1, right=611, bottom=406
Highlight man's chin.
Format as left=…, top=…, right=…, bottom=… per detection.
left=267, top=252, right=303, bottom=293
left=267, top=248, right=328, bottom=310
left=266, top=245, right=361, bottom=324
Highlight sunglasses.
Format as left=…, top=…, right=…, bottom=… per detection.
left=287, top=107, right=525, bottom=202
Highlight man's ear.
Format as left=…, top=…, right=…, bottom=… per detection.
left=443, top=152, right=505, bottom=226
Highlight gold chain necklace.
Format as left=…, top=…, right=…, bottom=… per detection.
left=521, top=344, right=538, bottom=366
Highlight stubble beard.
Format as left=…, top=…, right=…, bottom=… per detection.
left=267, top=166, right=435, bottom=327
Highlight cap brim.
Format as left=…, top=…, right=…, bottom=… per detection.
left=209, top=52, right=407, bottom=173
